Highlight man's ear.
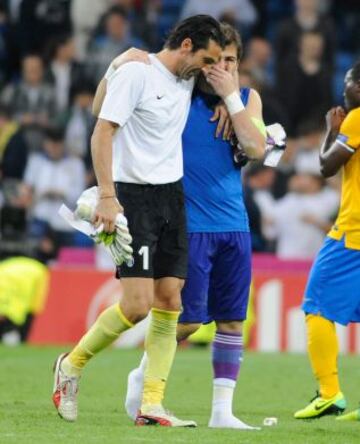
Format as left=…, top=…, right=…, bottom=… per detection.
left=180, top=38, right=193, bottom=53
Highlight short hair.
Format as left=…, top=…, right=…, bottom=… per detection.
left=351, top=59, right=360, bottom=82
left=44, top=127, right=64, bottom=142
left=70, top=81, right=96, bottom=98
left=22, top=53, right=42, bottom=63
left=165, top=15, right=225, bottom=52
left=106, top=5, right=128, bottom=20
left=220, top=22, right=243, bottom=61
left=45, top=33, right=73, bottom=62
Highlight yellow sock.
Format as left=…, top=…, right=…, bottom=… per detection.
left=142, top=308, right=180, bottom=408
left=306, top=314, right=340, bottom=399
left=62, top=304, right=133, bottom=376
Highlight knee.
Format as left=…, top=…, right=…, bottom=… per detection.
left=177, top=323, right=201, bottom=341
left=154, top=278, right=184, bottom=311
left=216, top=320, right=243, bottom=334
left=120, top=292, right=152, bottom=324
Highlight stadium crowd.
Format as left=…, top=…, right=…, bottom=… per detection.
left=0, top=0, right=358, bottom=262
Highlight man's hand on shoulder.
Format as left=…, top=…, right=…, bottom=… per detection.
left=110, top=48, right=150, bottom=73
left=210, top=104, right=233, bottom=140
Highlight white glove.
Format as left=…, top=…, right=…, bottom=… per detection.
left=100, top=213, right=134, bottom=267
left=264, top=123, right=287, bottom=167
left=59, top=187, right=134, bottom=267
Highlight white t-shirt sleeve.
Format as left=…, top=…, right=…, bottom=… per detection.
left=99, top=62, right=145, bottom=127
left=24, top=154, right=40, bottom=187
left=104, top=63, right=116, bottom=80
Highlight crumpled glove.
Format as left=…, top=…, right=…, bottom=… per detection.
left=95, top=213, right=134, bottom=267
left=231, top=122, right=287, bottom=168
left=263, top=123, right=287, bottom=167
left=59, top=186, right=134, bottom=267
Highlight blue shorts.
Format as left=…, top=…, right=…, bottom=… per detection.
left=179, top=232, right=251, bottom=324
left=303, top=236, right=360, bottom=326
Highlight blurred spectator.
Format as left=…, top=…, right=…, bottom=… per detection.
left=276, top=31, right=332, bottom=136
left=85, top=6, right=145, bottom=82
left=243, top=163, right=276, bottom=251
left=0, top=4, right=9, bottom=86
left=180, top=0, right=258, bottom=30
left=267, top=173, right=339, bottom=259
left=292, top=119, right=324, bottom=174
left=275, top=0, right=336, bottom=70
left=112, top=0, right=161, bottom=51
left=0, top=256, right=49, bottom=344
left=0, top=104, right=28, bottom=179
left=250, top=0, right=268, bottom=37
left=0, top=181, right=31, bottom=261
left=56, top=82, right=96, bottom=186
left=0, top=0, right=23, bottom=80
left=0, top=54, right=56, bottom=150
left=57, top=83, right=95, bottom=160
left=70, top=0, right=112, bottom=61
left=23, top=127, right=85, bottom=246
left=18, top=0, right=71, bottom=55
left=241, top=37, right=273, bottom=86
left=45, top=34, right=85, bottom=113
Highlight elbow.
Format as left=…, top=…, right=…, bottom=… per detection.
left=90, top=131, right=97, bottom=154
left=320, top=164, right=336, bottom=178
left=320, top=157, right=337, bottom=178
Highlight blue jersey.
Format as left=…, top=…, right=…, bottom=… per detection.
left=182, top=88, right=250, bottom=233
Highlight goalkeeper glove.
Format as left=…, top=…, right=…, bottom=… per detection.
left=60, top=187, right=134, bottom=267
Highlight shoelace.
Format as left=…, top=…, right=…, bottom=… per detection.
left=59, top=375, right=79, bottom=400
left=144, top=406, right=173, bottom=417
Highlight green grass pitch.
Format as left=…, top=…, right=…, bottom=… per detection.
left=1, top=346, right=359, bottom=444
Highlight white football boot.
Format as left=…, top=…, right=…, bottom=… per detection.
left=52, top=353, right=80, bottom=422
left=135, top=405, right=197, bottom=427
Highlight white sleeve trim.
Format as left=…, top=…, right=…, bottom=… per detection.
left=104, top=64, right=116, bottom=80
left=98, top=110, right=125, bottom=127
left=337, top=140, right=355, bottom=153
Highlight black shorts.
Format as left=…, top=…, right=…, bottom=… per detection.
left=114, top=180, right=188, bottom=279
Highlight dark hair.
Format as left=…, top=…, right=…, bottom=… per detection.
left=351, top=59, right=360, bottom=82
left=45, top=33, right=73, bottom=62
left=165, top=15, right=225, bottom=52
left=70, top=81, right=96, bottom=100
left=21, top=53, right=43, bottom=63
left=106, top=5, right=128, bottom=20
left=220, top=22, right=243, bottom=61
left=44, top=127, right=64, bottom=142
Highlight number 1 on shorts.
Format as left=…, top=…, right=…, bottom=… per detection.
left=139, top=246, right=149, bottom=270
